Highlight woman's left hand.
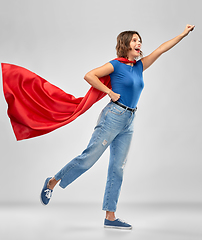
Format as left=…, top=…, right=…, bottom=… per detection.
left=182, top=24, right=195, bottom=37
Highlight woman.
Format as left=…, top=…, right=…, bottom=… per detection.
left=40, top=24, right=195, bottom=230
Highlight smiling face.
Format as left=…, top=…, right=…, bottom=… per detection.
left=127, top=34, right=142, bottom=60
left=116, top=31, right=142, bottom=59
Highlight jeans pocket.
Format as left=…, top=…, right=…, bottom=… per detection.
left=109, top=105, right=127, bottom=115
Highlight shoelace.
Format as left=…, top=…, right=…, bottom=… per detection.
left=117, top=218, right=127, bottom=224
left=44, top=189, right=52, bottom=199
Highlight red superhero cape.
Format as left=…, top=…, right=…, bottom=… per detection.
left=2, top=58, right=136, bottom=140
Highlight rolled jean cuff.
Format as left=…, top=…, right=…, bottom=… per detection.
left=102, top=207, right=116, bottom=212
left=54, top=174, right=61, bottom=182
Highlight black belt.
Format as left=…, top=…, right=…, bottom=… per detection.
left=114, top=101, right=137, bottom=113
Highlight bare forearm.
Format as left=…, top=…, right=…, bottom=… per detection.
left=84, top=62, right=120, bottom=102
left=84, top=73, right=111, bottom=94
left=84, top=73, right=120, bottom=101
left=159, top=25, right=195, bottom=54
left=142, top=24, right=195, bottom=71
left=158, top=33, right=185, bottom=54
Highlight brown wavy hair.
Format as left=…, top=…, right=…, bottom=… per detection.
left=116, top=31, right=143, bottom=58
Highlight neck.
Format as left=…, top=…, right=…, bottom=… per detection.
left=126, top=56, right=135, bottom=66
left=127, top=56, right=135, bottom=62
left=126, top=63, right=133, bottom=66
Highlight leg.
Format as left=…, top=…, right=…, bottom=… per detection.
left=47, top=177, right=59, bottom=190
left=106, top=211, right=116, bottom=221
left=55, top=127, right=113, bottom=188
left=41, top=101, right=135, bottom=206
left=102, top=116, right=134, bottom=213
left=40, top=104, right=117, bottom=204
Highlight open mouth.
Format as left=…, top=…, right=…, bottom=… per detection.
left=135, top=48, right=140, bottom=53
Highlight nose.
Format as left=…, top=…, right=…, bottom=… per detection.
left=137, top=40, right=141, bottom=47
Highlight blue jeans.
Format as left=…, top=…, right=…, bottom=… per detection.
left=54, top=101, right=136, bottom=212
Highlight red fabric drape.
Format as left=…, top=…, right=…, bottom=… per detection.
left=2, top=58, right=136, bottom=140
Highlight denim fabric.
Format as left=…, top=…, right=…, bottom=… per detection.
left=54, top=101, right=136, bottom=212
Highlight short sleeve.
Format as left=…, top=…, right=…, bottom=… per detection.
left=136, top=60, right=143, bottom=72
left=109, top=60, right=119, bottom=72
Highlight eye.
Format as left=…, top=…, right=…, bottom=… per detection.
left=132, top=38, right=141, bottom=43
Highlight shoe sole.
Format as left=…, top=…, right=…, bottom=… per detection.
left=40, top=194, right=47, bottom=206
left=104, top=225, right=132, bottom=230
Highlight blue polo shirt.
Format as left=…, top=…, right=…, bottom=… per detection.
left=109, top=60, right=144, bottom=109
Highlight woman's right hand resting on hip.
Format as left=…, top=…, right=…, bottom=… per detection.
left=108, top=90, right=120, bottom=102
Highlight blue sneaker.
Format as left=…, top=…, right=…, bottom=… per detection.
left=104, top=218, right=132, bottom=230
left=40, top=177, right=53, bottom=205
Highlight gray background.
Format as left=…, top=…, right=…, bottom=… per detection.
left=0, top=0, right=201, bottom=206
